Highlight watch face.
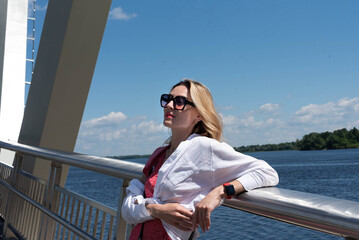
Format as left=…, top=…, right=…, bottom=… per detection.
left=225, top=184, right=235, bottom=196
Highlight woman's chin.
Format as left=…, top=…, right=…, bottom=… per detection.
left=163, top=120, right=172, bottom=128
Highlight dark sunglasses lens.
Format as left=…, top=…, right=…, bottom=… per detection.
left=161, top=94, right=170, bottom=107
left=174, top=96, right=186, bottom=110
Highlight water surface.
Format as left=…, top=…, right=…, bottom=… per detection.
left=66, top=148, right=359, bottom=239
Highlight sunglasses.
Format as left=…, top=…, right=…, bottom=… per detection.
left=160, top=94, right=195, bottom=110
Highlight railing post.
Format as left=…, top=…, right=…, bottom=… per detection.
left=2, top=153, right=23, bottom=238
left=115, top=179, right=130, bottom=240
left=39, top=162, right=62, bottom=239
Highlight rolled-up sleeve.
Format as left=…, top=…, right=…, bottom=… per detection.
left=121, top=179, right=154, bottom=224
left=211, top=141, right=279, bottom=191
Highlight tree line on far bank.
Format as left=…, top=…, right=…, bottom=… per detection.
left=110, top=127, right=359, bottom=159
left=234, top=127, right=359, bottom=153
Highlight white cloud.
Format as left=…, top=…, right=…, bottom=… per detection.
left=76, top=98, right=359, bottom=156
left=224, top=115, right=282, bottom=130
left=338, top=97, right=359, bottom=111
left=136, top=121, right=166, bottom=134
left=292, top=97, right=359, bottom=125
left=109, top=7, right=137, bottom=21
left=221, top=114, right=237, bottom=126
left=259, top=103, right=280, bottom=113
left=222, top=98, right=359, bottom=147
left=221, top=103, right=285, bottom=146
left=76, top=112, right=167, bottom=156
left=82, top=112, right=127, bottom=128
left=224, top=106, right=233, bottom=111
left=222, top=103, right=282, bottom=129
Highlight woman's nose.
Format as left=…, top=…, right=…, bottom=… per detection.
left=166, top=100, right=175, bottom=109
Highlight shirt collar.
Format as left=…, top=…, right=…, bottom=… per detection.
left=187, top=133, right=200, bottom=141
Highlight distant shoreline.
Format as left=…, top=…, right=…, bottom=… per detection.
left=236, top=146, right=359, bottom=153
left=109, top=127, right=359, bottom=158
left=235, top=127, right=359, bottom=153
left=109, top=147, right=359, bottom=160
left=110, top=146, right=359, bottom=159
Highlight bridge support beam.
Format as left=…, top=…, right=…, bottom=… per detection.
left=13, top=0, right=112, bottom=238
left=18, top=0, right=112, bottom=186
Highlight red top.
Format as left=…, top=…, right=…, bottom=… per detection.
left=129, top=146, right=172, bottom=240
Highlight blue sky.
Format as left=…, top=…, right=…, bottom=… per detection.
left=30, top=0, right=359, bottom=156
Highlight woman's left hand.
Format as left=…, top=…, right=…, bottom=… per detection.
left=193, top=180, right=244, bottom=233
left=192, top=186, right=223, bottom=233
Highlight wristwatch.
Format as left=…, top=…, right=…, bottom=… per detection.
left=223, top=183, right=235, bottom=199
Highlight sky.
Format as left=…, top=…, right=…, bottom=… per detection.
left=29, top=0, right=359, bottom=156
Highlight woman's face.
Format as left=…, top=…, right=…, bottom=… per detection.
left=163, top=85, right=200, bottom=133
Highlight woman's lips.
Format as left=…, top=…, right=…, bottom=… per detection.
left=165, top=113, right=175, bottom=118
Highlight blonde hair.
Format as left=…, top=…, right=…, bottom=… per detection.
left=171, top=79, right=223, bottom=141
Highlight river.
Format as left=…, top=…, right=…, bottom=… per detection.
left=65, top=148, right=359, bottom=239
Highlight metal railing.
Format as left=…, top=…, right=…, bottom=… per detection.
left=0, top=140, right=358, bottom=240
left=0, top=141, right=143, bottom=240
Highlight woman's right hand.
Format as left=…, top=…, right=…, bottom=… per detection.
left=146, top=203, right=195, bottom=231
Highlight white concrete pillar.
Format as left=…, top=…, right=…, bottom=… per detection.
left=0, top=0, right=28, bottom=165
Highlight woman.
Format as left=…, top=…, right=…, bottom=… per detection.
left=122, top=79, right=279, bottom=240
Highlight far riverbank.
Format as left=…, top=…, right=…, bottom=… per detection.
left=110, top=127, right=359, bottom=159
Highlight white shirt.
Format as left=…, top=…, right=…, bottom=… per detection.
left=122, top=134, right=279, bottom=240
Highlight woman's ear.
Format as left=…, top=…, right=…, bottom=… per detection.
left=193, top=115, right=201, bottom=124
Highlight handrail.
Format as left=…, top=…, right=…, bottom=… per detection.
left=0, top=140, right=143, bottom=181
left=1, top=140, right=359, bottom=239
left=226, top=188, right=359, bottom=239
